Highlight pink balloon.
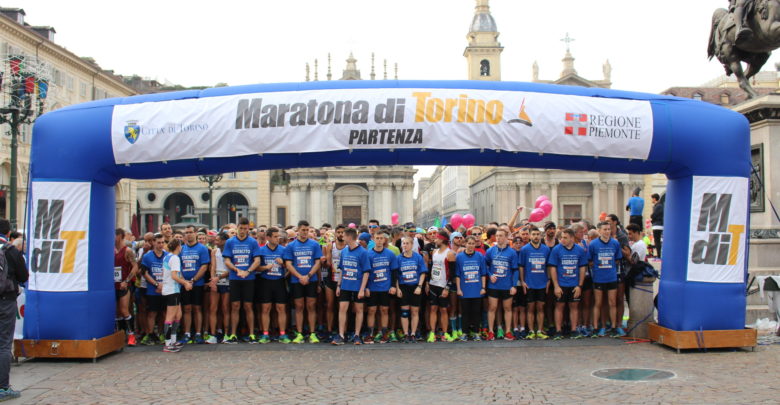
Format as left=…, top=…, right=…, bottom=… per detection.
left=450, top=213, right=463, bottom=229
left=528, top=208, right=546, bottom=222
left=534, top=195, right=550, bottom=208
left=462, top=214, right=475, bottom=228
left=348, top=223, right=356, bottom=228
left=540, top=200, right=553, bottom=216
left=391, top=212, right=399, bottom=225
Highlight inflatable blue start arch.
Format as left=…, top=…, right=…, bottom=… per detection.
left=27, top=80, right=750, bottom=340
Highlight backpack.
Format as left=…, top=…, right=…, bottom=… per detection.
left=0, top=243, right=16, bottom=296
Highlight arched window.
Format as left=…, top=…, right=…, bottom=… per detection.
left=480, top=60, right=490, bottom=76
left=693, top=93, right=702, bottom=101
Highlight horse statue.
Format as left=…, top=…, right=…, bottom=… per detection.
left=708, top=0, right=780, bottom=99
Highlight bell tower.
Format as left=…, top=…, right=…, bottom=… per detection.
left=464, top=0, right=503, bottom=80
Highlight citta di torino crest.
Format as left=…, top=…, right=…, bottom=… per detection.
left=124, top=121, right=140, bottom=144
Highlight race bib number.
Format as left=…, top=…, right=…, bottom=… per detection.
left=333, top=267, right=342, bottom=282
left=432, top=263, right=442, bottom=280
left=403, top=271, right=416, bottom=280
left=235, top=255, right=249, bottom=267
left=217, top=269, right=229, bottom=286
left=530, top=258, right=545, bottom=273
left=114, top=266, right=122, bottom=282
left=344, top=270, right=356, bottom=280
left=297, top=256, right=312, bottom=268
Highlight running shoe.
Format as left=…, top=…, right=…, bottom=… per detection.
left=379, top=332, right=389, bottom=344
left=127, top=333, right=137, bottom=347
left=292, top=333, right=305, bottom=344
left=497, top=326, right=504, bottom=339
left=177, top=334, right=190, bottom=345
left=612, top=327, right=627, bottom=338
left=473, top=334, right=482, bottom=341
left=443, top=332, right=455, bottom=342
left=158, top=334, right=166, bottom=344
left=279, top=334, right=291, bottom=344
left=519, top=329, right=530, bottom=340
left=352, top=335, right=363, bottom=345
left=458, top=333, right=468, bottom=342
left=248, top=334, right=259, bottom=344
left=223, top=334, right=238, bottom=344
left=414, top=332, right=422, bottom=342
left=552, top=332, right=564, bottom=340
left=205, top=335, right=218, bottom=344
left=139, top=334, right=152, bottom=346
left=536, top=330, right=549, bottom=340
left=308, top=333, right=320, bottom=344
left=257, top=334, right=270, bottom=344
left=194, top=334, right=205, bottom=344
left=597, top=328, right=607, bottom=337
left=364, top=334, right=375, bottom=344
left=163, top=344, right=181, bottom=353
left=0, top=387, right=21, bottom=401
left=527, top=331, right=537, bottom=340
left=426, top=331, right=436, bottom=343
left=570, top=331, right=583, bottom=339
left=504, top=332, right=515, bottom=341
left=331, top=334, right=345, bottom=345
left=486, top=331, right=495, bottom=341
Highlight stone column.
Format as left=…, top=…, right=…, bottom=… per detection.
left=326, top=185, right=335, bottom=225
left=404, top=183, right=414, bottom=224
left=606, top=182, right=618, bottom=215
left=622, top=183, right=631, bottom=224
left=517, top=182, right=527, bottom=211
left=289, top=184, right=300, bottom=225
left=382, top=184, right=393, bottom=224
left=309, top=184, right=322, bottom=227
left=367, top=185, right=376, bottom=221
left=549, top=182, right=559, bottom=224
left=592, top=181, right=602, bottom=223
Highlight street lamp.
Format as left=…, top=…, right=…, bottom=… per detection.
left=0, top=55, right=50, bottom=230
left=198, top=174, right=223, bottom=229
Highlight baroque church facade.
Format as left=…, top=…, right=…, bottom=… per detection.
left=416, top=0, right=645, bottom=227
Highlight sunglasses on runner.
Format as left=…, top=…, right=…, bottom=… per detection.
left=369, top=225, right=378, bottom=229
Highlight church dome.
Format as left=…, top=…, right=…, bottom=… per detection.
left=471, top=12, right=497, bottom=33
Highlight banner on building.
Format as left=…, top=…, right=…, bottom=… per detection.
left=27, top=182, right=91, bottom=292
left=687, top=176, right=748, bottom=283
left=111, top=88, right=654, bottom=164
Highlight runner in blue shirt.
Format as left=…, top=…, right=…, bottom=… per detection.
left=283, top=220, right=323, bottom=344
left=365, top=232, right=399, bottom=344
left=222, top=217, right=261, bottom=344
left=333, top=227, right=371, bottom=345
left=455, top=236, right=488, bottom=341
left=484, top=229, right=519, bottom=341
left=140, top=234, right=166, bottom=345
left=519, top=225, right=551, bottom=340
left=256, top=227, right=290, bottom=344
left=179, top=225, right=211, bottom=344
left=394, top=236, right=427, bottom=343
left=548, top=228, right=588, bottom=340
left=571, top=222, right=594, bottom=338
left=588, top=221, right=625, bottom=337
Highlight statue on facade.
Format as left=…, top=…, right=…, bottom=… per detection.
left=708, top=0, right=780, bottom=98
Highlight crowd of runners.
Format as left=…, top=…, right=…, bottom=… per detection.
left=113, top=196, right=662, bottom=353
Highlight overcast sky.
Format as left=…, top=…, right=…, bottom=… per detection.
left=20, top=0, right=769, bottom=187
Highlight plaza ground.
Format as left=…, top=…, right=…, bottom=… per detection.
left=4, top=338, right=777, bottom=404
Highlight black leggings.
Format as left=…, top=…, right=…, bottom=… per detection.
left=460, top=298, right=482, bottom=334
left=653, top=229, right=663, bottom=257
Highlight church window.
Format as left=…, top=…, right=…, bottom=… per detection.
left=480, top=60, right=490, bottom=76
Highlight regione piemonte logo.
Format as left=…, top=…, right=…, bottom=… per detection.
left=564, top=113, right=588, bottom=136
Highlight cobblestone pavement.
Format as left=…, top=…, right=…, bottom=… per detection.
left=5, top=339, right=778, bottom=404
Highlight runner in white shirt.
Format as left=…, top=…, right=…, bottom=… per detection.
left=626, top=224, right=648, bottom=262
left=427, top=230, right=456, bottom=342
left=207, top=232, right=230, bottom=343
left=162, top=239, right=191, bottom=353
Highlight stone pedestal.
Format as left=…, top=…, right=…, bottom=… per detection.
left=733, top=95, right=780, bottom=323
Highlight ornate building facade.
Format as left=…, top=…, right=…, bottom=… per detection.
left=415, top=0, right=643, bottom=227
left=0, top=7, right=136, bottom=230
